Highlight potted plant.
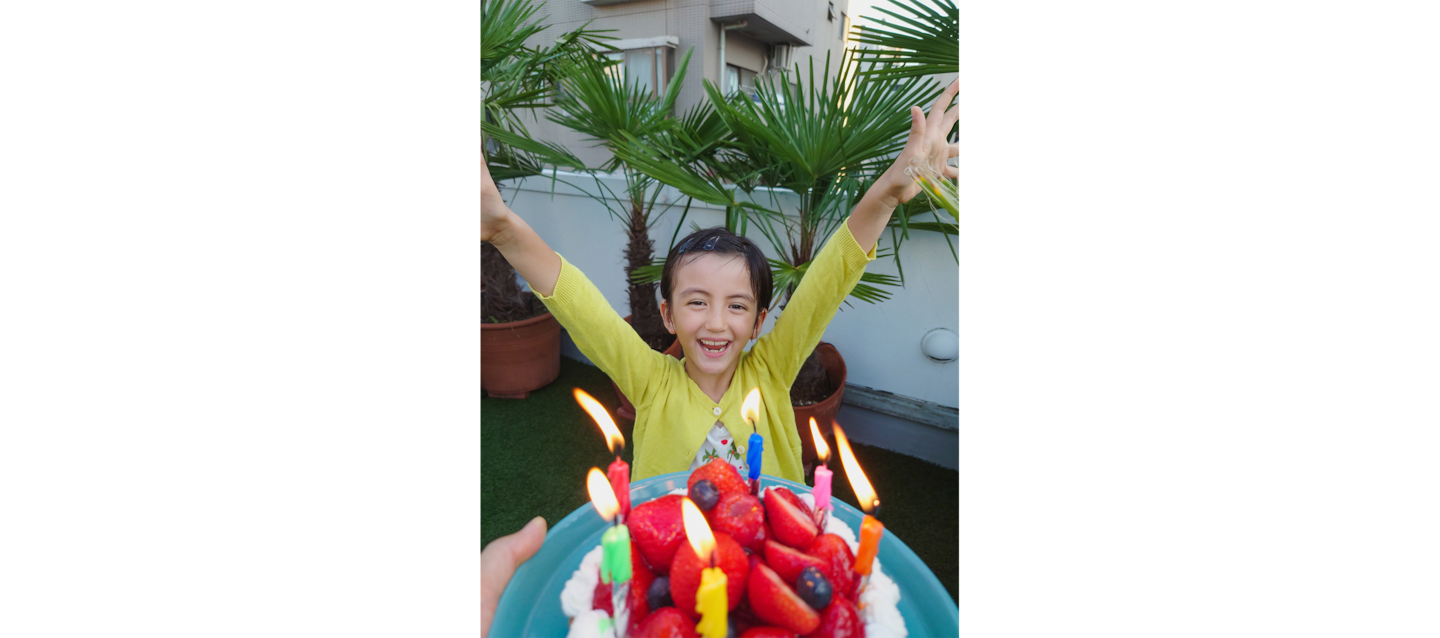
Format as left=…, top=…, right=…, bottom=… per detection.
left=481, top=0, right=608, bottom=397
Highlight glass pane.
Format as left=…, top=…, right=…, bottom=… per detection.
left=603, top=52, right=625, bottom=85
left=725, top=65, right=739, bottom=96
left=627, top=49, right=654, bottom=96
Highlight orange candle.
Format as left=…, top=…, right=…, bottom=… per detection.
left=834, top=424, right=885, bottom=576
left=856, top=515, right=885, bottom=576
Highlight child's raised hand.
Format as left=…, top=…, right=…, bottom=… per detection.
left=481, top=152, right=510, bottom=243
left=873, top=79, right=959, bottom=207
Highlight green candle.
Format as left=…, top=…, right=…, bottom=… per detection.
left=600, top=524, right=631, bottom=584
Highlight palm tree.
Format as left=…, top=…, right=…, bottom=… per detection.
left=540, top=50, right=697, bottom=351
left=481, top=0, right=607, bottom=322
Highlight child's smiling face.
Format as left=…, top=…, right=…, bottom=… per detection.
left=660, top=252, right=768, bottom=385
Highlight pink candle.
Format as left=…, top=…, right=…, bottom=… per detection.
left=607, top=457, right=631, bottom=519
left=808, top=418, right=833, bottom=513
left=812, top=465, right=832, bottom=512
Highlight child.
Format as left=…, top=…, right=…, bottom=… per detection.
left=482, top=80, right=958, bottom=482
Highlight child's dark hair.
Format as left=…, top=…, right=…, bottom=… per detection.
left=660, top=227, right=773, bottom=311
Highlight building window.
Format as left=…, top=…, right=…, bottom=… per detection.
left=599, top=46, right=673, bottom=97
left=725, top=64, right=758, bottom=99
left=828, top=2, right=836, bottom=21
left=840, top=12, right=849, bottom=40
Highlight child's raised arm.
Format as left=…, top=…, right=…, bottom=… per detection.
left=482, top=153, right=562, bottom=297
left=846, top=79, right=959, bottom=253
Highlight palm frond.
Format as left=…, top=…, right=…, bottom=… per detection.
left=849, top=0, right=958, bottom=80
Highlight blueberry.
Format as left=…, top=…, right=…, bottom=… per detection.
left=647, top=576, right=672, bottom=610
left=796, top=566, right=833, bottom=610
left=689, top=479, right=720, bottom=511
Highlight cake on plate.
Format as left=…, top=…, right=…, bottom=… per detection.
left=560, top=460, right=904, bottom=638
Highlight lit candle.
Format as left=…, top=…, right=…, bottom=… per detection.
left=608, top=457, right=631, bottom=520
left=682, top=497, right=727, bottom=638
left=746, top=433, right=763, bottom=481
left=742, top=389, right=762, bottom=495
left=587, top=468, right=631, bottom=635
left=834, top=424, right=884, bottom=585
left=809, top=418, right=832, bottom=529
left=696, top=567, right=727, bottom=638
left=577, top=389, right=630, bottom=520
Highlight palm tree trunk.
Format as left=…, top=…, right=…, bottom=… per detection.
left=482, top=241, right=540, bottom=323
left=626, top=200, right=670, bottom=352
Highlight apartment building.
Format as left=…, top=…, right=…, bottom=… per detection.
left=514, top=0, right=853, bottom=168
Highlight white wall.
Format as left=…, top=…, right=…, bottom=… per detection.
left=502, top=170, right=957, bottom=409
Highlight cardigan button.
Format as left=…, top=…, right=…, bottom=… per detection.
left=712, top=406, right=722, bottom=416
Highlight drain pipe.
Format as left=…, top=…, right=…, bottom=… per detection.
left=719, top=21, right=747, bottom=93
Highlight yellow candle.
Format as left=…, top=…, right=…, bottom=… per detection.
left=855, top=515, right=885, bottom=576
left=695, top=566, right=728, bottom=638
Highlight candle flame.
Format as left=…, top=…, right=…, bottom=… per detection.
left=741, top=388, right=761, bottom=425
left=809, top=418, right=829, bottom=463
left=681, top=497, right=715, bottom=560
left=575, top=388, right=624, bottom=454
left=833, top=424, right=879, bottom=514
left=586, top=467, right=619, bottom=522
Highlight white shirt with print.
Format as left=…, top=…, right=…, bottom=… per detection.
left=690, top=421, right=748, bottom=477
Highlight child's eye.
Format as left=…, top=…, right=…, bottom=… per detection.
left=729, top=304, right=747, bottom=311
left=687, top=300, right=705, bottom=307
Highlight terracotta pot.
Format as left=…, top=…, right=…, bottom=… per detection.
left=795, top=342, right=847, bottom=474
left=611, top=315, right=681, bottom=420
left=481, top=309, right=562, bottom=399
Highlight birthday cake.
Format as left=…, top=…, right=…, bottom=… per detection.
left=560, top=460, right=904, bottom=638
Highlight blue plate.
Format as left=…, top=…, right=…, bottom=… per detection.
left=491, top=472, right=957, bottom=637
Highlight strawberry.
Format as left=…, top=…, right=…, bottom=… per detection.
left=742, top=627, right=798, bottom=638
left=748, top=521, right=771, bottom=555
left=804, top=534, right=858, bottom=601
left=773, top=486, right=813, bottom=519
left=628, top=495, right=687, bottom=575
left=764, top=487, right=819, bottom=549
left=591, top=540, right=655, bottom=634
left=669, top=531, right=750, bottom=620
left=708, top=491, right=765, bottom=551
left=803, top=596, right=862, bottom=638
left=763, top=539, right=827, bottom=586
left=689, top=459, right=749, bottom=502
left=746, top=562, right=822, bottom=635
left=632, top=607, right=700, bottom=638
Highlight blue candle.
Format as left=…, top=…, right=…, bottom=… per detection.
left=746, top=433, right=763, bottom=480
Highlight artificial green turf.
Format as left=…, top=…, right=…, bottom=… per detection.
left=481, top=356, right=958, bottom=603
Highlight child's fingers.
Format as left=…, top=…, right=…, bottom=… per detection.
left=907, top=105, right=926, bottom=145
left=948, top=142, right=959, bottom=158
left=926, top=79, right=960, bottom=131
left=942, top=165, right=957, bottom=180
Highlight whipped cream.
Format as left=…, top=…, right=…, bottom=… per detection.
left=561, top=545, right=605, bottom=619
left=565, top=608, right=615, bottom=638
